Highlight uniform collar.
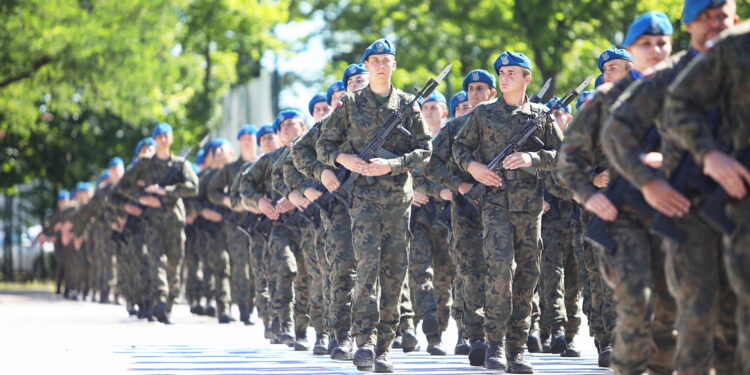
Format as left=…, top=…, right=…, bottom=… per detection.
left=497, top=95, right=533, bottom=114
left=364, top=85, right=400, bottom=110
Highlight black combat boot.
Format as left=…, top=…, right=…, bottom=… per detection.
left=527, top=328, right=543, bottom=353
left=421, top=311, right=440, bottom=337
left=205, top=305, right=216, bottom=317
left=454, top=330, right=470, bottom=355
left=507, top=350, right=534, bottom=374
left=312, top=332, right=329, bottom=355
left=468, top=338, right=487, bottom=366
left=239, top=305, right=253, bottom=325
left=331, top=335, right=355, bottom=361
left=400, top=328, right=419, bottom=353
left=426, top=333, right=448, bottom=356
left=484, top=341, right=507, bottom=370
left=277, top=320, right=295, bottom=345
left=561, top=335, right=581, bottom=357
left=294, top=329, right=310, bottom=351
left=373, top=348, right=394, bottom=373
left=598, top=340, right=612, bottom=368
left=154, top=302, right=172, bottom=325
left=353, top=343, right=375, bottom=371
left=549, top=325, right=567, bottom=354
left=391, top=334, right=403, bottom=349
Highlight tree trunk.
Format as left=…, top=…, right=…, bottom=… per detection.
left=3, top=194, right=14, bottom=280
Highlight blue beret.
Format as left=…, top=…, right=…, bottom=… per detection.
left=449, top=91, right=469, bottom=117
left=326, top=81, right=346, bottom=105
left=576, top=90, right=595, bottom=110
left=273, top=109, right=305, bottom=131
left=546, top=96, right=572, bottom=114
left=133, top=137, right=155, bottom=157
left=493, top=51, right=532, bottom=74
left=151, top=122, right=172, bottom=137
left=57, top=189, right=70, bottom=201
left=256, top=124, right=277, bottom=146
left=360, top=38, right=396, bottom=63
left=237, top=125, right=258, bottom=140
left=623, top=11, right=673, bottom=47
left=419, top=90, right=446, bottom=107
left=206, top=138, right=229, bottom=155
left=462, top=69, right=496, bottom=92
left=75, top=182, right=93, bottom=192
left=195, top=149, right=205, bottom=165
left=597, top=49, right=633, bottom=72
left=682, top=0, right=727, bottom=24
left=107, top=157, right=124, bottom=168
left=308, top=92, right=328, bottom=116
left=595, top=74, right=605, bottom=88
left=342, top=64, right=369, bottom=91
left=97, top=170, right=110, bottom=184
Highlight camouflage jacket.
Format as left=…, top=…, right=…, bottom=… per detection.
left=556, top=73, right=638, bottom=203
left=292, top=118, right=334, bottom=181
left=229, top=161, right=252, bottom=208
left=207, top=157, right=251, bottom=221
left=238, top=147, right=286, bottom=209
left=283, top=138, right=319, bottom=196
left=453, top=96, right=563, bottom=212
left=603, top=51, right=695, bottom=188
left=663, top=22, right=750, bottom=165
left=70, top=184, right=118, bottom=236
left=316, top=85, right=432, bottom=205
left=271, top=146, right=294, bottom=198
left=424, top=115, right=474, bottom=193
left=115, top=153, right=199, bottom=221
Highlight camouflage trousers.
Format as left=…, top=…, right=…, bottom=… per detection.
left=409, top=220, right=455, bottom=333
left=198, top=225, right=231, bottom=313
left=144, top=216, right=185, bottom=312
left=349, top=198, right=410, bottom=350
left=183, top=225, right=203, bottom=306
left=249, top=232, right=271, bottom=324
left=480, top=203, right=542, bottom=351
left=577, top=212, right=617, bottom=345
left=120, top=223, right=150, bottom=306
left=663, top=210, right=737, bottom=375
left=225, top=221, right=255, bottom=313
left=320, top=201, right=356, bottom=340
left=299, top=222, right=325, bottom=334
left=114, top=232, right=137, bottom=307
left=599, top=207, right=675, bottom=375
left=540, top=218, right=581, bottom=336
left=268, top=222, right=309, bottom=333
left=451, top=198, right=486, bottom=340
left=724, top=198, right=750, bottom=374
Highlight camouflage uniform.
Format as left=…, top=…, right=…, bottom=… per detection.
left=115, top=153, right=199, bottom=314
left=453, top=96, right=562, bottom=352
left=425, top=114, right=484, bottom=341
left=195, top=168, right=232, bottom=317
left=316, top=85, right=431, bottom=350
left=240, top=147, right=309, bottom=336
left=182, top=192, right=203, bottom=309
left=662, top=23, right=750, bottom=374
left=208, top=157, right=256, bottom=321
left=42, top=206, right=68, bottom=294
left=292, top=121, right=357, bottom=341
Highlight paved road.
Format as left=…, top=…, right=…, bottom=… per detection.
left=0, top=290, right=613, bottom=375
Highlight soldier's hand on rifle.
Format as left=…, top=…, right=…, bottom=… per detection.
left=412, top=190, right=429, bottom=207
left=503, top=152, right=533, bottom=170
left=276, top=197, right=295, bottom=214
left=543, top=200, right=551, bottom=213
left=439, top=188, right=453, bottom=201
left=361, top=158, right=393, bottom=176
left=138, top=195, right=162, bottom=208
left=458, top=183, right=473, bottom=195
left=288, top=191, right=311, bottom=210
left=336, top=153, right=368, bottom=173
left=303, top=187, right=323, bottom=202
left=201, top=208, right=223, bottom=222
left=123, top=203, right=143, bottom=216
left=144, top=184, right=167, bottom=196
left=593, top=170, right=610, bottom=188
left=703, top=150, right=750, bottom=199
left=186, top=213, right=197, bottom=225
left=467, top=162, right=503, bottom=187
left=320, top=170, right=340, bottom=192
left=640, top=152, right=663, bottom=169
left=641, top=179, right=690, bottom=218
left=258, top=197, right=279, bottom=220
left=584, top=192, right=618, bottom=222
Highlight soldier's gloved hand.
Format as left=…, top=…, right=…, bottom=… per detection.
left=144, top=184, right=167, bottom=196
left=640, top=152, right=663, bottom=169
left=467, top=162, right=503, bottom=187
left=641, top=179, right=690, bottom=218
left=304, top=187, right=323, bottom=202
left=320, top=169, right=340, bottom=192
left=412, top=190, right=429, bottom=207
left=138, top=195, right=162, bottom=208
left=584, top=192, right=618, bottom=222
left=275, top=197, right=295, bottom=214
left=124, top=203, right=143, bottom=216
left=502, top=152, right=533, bottom=170
left=361, top=158, right=393, bottom=176
left=288, top=191, right=311, bottom=210
left=439, top=188, right=453, bottom=201
left=336, top=153, right=368, bottom=173
left=258, top=197, right=279, bottom=220
left=703, top=149, right=750, bottom=199
left=593, top=170, right=610, bottom=188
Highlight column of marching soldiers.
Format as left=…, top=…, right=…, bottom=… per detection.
left=39, top=1, right=750, bottom=374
